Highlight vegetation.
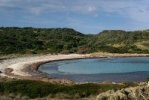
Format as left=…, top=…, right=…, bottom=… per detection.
left=0, top=27, right=149, bottom=54
left=0, top=79, right=133, bottom=99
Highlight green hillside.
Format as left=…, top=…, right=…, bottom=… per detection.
left=94, top=30, right=149, bottom=53
left=0, top=27, right=149, bottom=54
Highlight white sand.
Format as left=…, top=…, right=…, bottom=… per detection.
left=0, top=54, right=89, bottom=77
left=0, top=53, right=149, bottom=78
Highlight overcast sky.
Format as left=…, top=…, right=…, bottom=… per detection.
left=0, top=0, right=149, bottom=34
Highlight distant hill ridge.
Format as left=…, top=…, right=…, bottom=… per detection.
left=0, top=27, right=149, bottom=54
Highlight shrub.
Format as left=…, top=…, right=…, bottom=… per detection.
left=0, top=80, right=127, bottom=99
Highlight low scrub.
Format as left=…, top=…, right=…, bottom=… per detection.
left=0, top=80, right=128, bottom=99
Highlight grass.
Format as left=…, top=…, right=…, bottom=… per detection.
left=135, top=40, right=149, bottom=50
left=0, top=79, right=132, bottom=99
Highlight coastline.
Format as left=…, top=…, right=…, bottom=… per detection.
left=0, top=53, right=149, bottom=84
left=0, top=54, right=90, bottom=84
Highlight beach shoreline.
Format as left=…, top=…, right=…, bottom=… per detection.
left=0, top=53, right=149, bottom=84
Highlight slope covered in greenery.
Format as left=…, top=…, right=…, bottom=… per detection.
left=0, top=27, right=149, bottom=54
left=0, top=79, right=132, bottom=99
left=94, top=30, right=149, bottom=53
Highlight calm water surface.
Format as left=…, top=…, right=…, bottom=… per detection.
left=39, top=57, right=149, bottom=83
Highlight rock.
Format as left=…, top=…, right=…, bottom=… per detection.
left=96, top=90, right=127, bottom=100
left=4, top=68, right=13, bottom=74
left=147, top=81, right=149, bottom=87
left=96, top=85, right=149, bottom=100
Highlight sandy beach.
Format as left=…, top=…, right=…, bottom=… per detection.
left=0, top=53, right=149, bottom=84
left=0, top=54, right=91, bottom=84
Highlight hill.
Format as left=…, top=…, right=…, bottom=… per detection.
left=0, top=27, right=149, bottom=54
left=94, top=30, right=149, bottom=53
left=0, top=27, right=89, bottom=54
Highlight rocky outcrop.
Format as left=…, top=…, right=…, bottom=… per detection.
left=96, top=83, right=149, bottom=100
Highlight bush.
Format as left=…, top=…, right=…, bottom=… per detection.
left=0, top=80, right=127, bottom=99
left=0, top=27, right=149, bottom=54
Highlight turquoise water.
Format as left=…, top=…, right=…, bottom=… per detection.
left=39, top=57, right=149, bottom=82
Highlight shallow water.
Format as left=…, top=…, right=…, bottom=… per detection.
left=39, top=57, right=149, bottom=83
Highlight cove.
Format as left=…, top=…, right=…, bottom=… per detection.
left=39, top=57, right=149, bottom=83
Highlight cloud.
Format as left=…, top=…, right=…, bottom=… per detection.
left=96, top=0, right=149, bottom=22
left=0, top=0, right=98, bottom=14
left=1, top=0, right=149, bottom=32
left=0, top=0, right=148, bottom=22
